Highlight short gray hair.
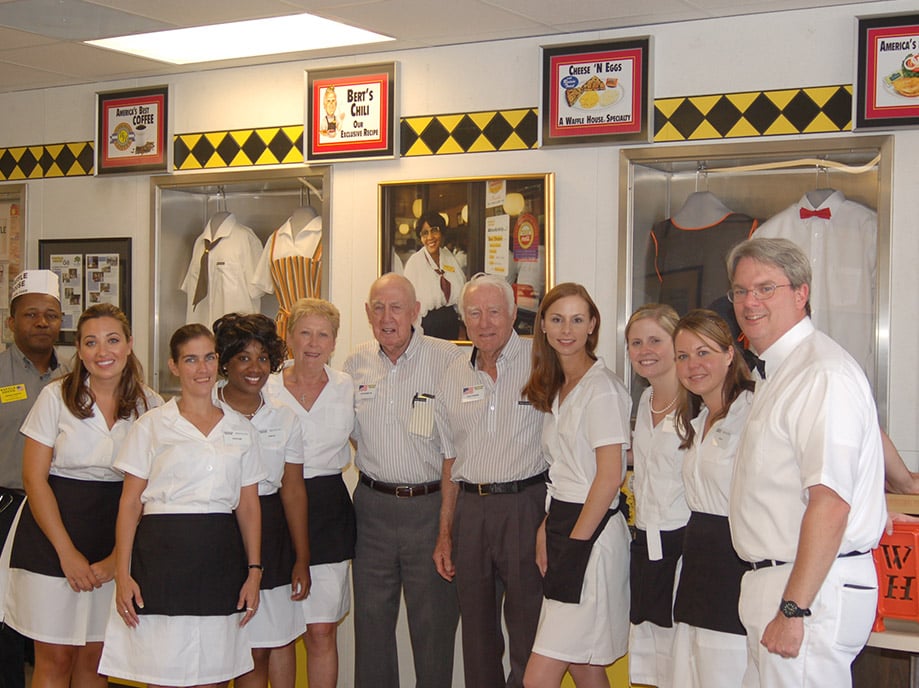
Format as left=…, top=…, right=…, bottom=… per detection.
left=458, top=273, right=515, bottom=319
left=726, top=237, right=812, bottom=289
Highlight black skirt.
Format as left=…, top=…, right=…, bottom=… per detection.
left=673, top=511, right=749, bottom=635
left=421, top=306, right=460, bottom=340
left=629, top=526, right=685, bottom=627
left=260, top=492, right=295, bottom=590
left=131, top=513, right=246, bottom=616
left=10, top=475, right=121, bottom=577
left=543, top=498, right=618, bottom=604
left=305, top=473, right=356, bottom=565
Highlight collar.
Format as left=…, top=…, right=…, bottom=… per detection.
left=797, top=190, right=845, bottom=216
left=469, top=329, right=521, bottom=370
left=760, top=317, right=814, bottom=374
left=278, top=216, right=322, bottom=240
left=10, top=341, right=61, bottom=373
left=204, top=213, right=237, bottom=241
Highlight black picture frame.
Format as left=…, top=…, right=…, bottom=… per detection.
left=39, top=238, right=131, bottom=345
left=541, top=37, right=651, bottom=147
left=855, top=13, right=919, bottom=130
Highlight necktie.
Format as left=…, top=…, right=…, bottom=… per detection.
left=192, top=237, right=223, bottom=309
left=436, top=269, right=450, bottom=302
left=799, top=207, right=831, bottom=220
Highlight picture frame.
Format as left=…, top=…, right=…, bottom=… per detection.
left=855, top=13, right=919, bottom=129
left=379, top=174, right=554, bottom=341
left=541, top=37, right=651, bottom=147
left=96, top=85, right=169, bottom=175
left=306, top=62, right=397, bottom=162
left=38, top=238, right=132, bottom=345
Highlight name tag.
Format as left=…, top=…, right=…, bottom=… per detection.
left=462, top=384, right=485, bottom=403
left=224, top=430, right=251, bottom=447
left=443, top=264, right=455, bottom=273
left=712, top=427, right=731, bottom=447
left=358, top=384, right=377, bottom=400
left=0, top=384, right=27, bottom=403
left=260, top=427, right=284, bottom=443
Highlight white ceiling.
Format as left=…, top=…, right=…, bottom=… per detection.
left=0, top=0, right=888, bottom=95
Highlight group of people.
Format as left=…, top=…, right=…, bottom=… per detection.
left=0, top=234, right=902, bottom=688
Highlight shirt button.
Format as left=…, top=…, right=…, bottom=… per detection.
left=207, top=465, right=213, bottom=471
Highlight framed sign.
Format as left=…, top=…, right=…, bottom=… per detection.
left=38, top=238, right=132, bottom=345
left=379, top=174, right=554, bottom=342
left=96, top=85, right=169, bottom=175
left=541, top=38, right=651, bottom=147
left=856, top=13, right=919, bottom=129
left=306, top=62, right=397, bottom=162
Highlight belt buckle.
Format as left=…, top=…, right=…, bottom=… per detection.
left=395, top=485, right=414, bottom=498
left=478, top=483, right=489, bottom=496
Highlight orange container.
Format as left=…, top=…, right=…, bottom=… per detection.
left=873, top=521, right=919, bottom=632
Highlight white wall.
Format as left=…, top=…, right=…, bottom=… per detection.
left=2, top=1, right=919, bottom=683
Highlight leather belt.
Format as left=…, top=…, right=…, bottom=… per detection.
left=460, top=471, right=548, bottom=496
left=359, top=472, right=441, bottom=498
left=749, top=550, right=867, bottom=571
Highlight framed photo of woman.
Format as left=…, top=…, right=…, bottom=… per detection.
left=379, top=174, right=554, bottom=341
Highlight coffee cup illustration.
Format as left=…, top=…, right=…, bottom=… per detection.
left=134, top=124, right=147, bottom=151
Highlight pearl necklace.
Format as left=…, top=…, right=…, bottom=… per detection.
left=649, top=389, right=678, bottom=415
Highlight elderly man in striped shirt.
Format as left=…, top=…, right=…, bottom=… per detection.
left=433, top=273, right=548, bottom=688
left=345, top=273, right=464, bottom=688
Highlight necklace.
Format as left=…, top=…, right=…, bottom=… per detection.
left=219, top=387, right=264, bottom=419
left=649, top=389, right=678, bottom=415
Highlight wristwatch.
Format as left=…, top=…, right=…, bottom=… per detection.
left=780, top=599, right=812, bottom=618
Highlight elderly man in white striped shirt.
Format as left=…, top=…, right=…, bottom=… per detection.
left=344, top=273, right=464, bottom=688
left=433, top=273, right=548, bottom=688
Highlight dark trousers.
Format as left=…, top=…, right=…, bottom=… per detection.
left=454, top=481, right=546, bottom=688
left=0, top=489, right=26, bottom=688
left=352, top=482, right=459, bottom=688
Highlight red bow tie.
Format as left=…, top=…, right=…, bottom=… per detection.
left=799, top=207, right=831, bottom=220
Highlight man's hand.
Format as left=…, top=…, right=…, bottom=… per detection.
left=433, top=532, right=455, bottom=581
left=761, top=611, right=805, bottom=658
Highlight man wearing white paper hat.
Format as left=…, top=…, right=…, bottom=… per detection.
left=0, top=269, right=69, bottom=688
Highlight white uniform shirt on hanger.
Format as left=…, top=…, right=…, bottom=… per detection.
left=754, top=190, right=877, bottom=383
left=180, top=213, right=264, bottom=326
left=252, top=215, right=322, bottom=295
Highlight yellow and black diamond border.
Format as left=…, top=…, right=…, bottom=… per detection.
left=654, top=85, right=852, bottom=141
left=0, top=86, right=855, bottom=180
left=0, top=142, right=94, bottom=180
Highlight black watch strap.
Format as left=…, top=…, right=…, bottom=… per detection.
left=780, top=599, right=812, bottom=618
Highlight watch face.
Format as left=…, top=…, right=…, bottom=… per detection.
left=781, top=599, right=810, bottom=618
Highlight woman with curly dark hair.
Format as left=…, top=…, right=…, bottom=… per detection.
left=2, top=303, right=159, bottom=688
left=212, top=313, right=310, bottom=688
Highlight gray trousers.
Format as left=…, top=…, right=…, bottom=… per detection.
left=352, top=482, right=459, bottom=688
left=453, top=482, right=546, bottom=688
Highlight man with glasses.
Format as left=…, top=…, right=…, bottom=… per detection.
left=0, top=270, right=69, bottom=688
left=725, top=238, right=885, bottom=688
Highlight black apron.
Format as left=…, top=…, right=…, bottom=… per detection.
left=629, top=525, right=685, bottom=627
left=305, top=473, right=356, bottom=565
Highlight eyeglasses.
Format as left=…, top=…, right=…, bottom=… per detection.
left=727, top=283, right=793, bottom=303
left=419, top=227, right=442, bottom=238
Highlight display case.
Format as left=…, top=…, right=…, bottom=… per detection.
left=618, top=135, right=892, bottom=420
left=151, top=167, right=329, bottom=395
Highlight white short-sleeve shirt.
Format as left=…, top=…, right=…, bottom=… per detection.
left=542, top=359, right=630, bottom=505
left=265, top=364, right=354, bottom=478
left=681, top=390, right=753, bottom=517
left=402, top=247, right=466, bottom=320
left=114, top=398, right=266, bottom=514
left=729, top=319, right=886, bottom=562
left=216, top=387, right=304, bottom=495
left=632, top=386, right=690, bottom=532
left=21, top=379, right=163, bottom=482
